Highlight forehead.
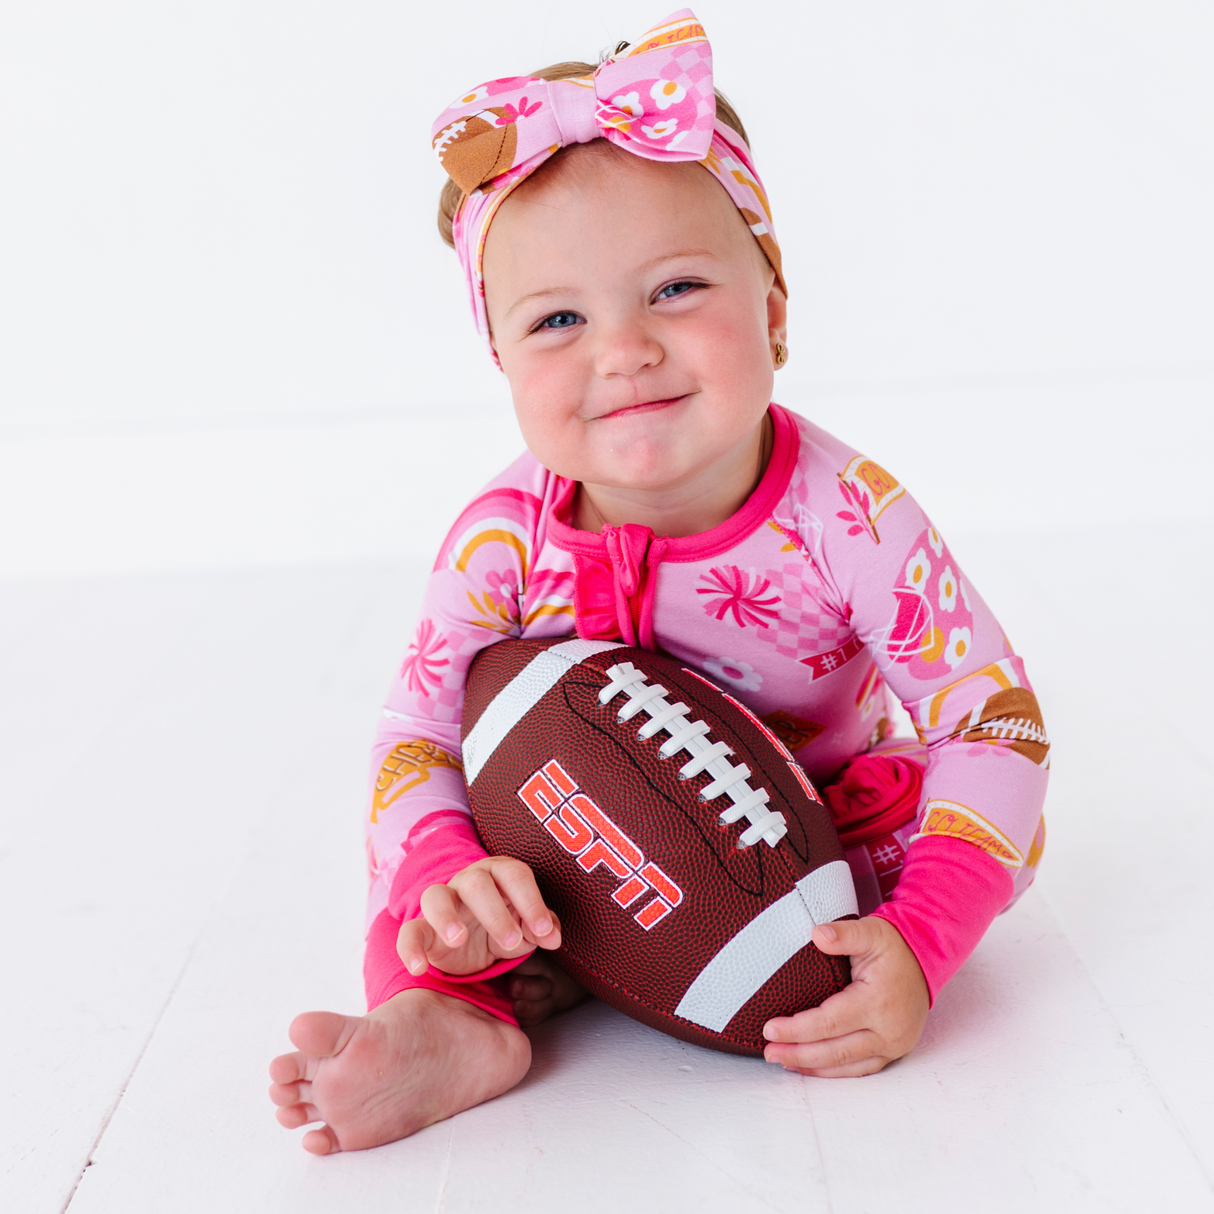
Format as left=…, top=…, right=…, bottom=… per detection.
left=483, top=144, right=758, bottom=281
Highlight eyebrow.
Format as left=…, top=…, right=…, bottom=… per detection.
left=503, top=249, right=720, bottom=319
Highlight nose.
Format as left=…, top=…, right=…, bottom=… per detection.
left=592, top=315, right=664, bottom=380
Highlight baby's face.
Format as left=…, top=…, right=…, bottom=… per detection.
left=483, top=148, right=786, bottom=495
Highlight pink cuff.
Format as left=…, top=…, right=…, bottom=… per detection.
left=363, top=907, right=518, bottom=1023
left=364, top=813, right=529, bottom=1017
left=386, top=813, right=491, bottom=921
left=869, top=834, right=1014, bottom=1004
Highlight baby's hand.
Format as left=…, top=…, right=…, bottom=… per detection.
left=762, top=917, right=929, bottom=1076
left=396, top=856, right=561, bottom=978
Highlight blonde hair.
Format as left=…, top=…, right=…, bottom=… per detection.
left=436, top=56, right=751, bottom=249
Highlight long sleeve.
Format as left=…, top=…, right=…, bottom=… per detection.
left=365, top=452, right=578, bottom=933
left=804, top=428, right=1049, bottom=993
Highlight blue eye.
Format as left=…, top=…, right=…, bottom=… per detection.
left=657, top=281, right=700, bottom=300
left=538, top=311, right=582, bottom=330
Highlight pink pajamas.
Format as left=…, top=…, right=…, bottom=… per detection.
left=364, top=405, right=1049, bottom=1024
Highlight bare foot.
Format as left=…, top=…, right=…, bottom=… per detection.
left=268, top=988, right=530, bottom=1153
left=507, top=953, right=590, bottom=1027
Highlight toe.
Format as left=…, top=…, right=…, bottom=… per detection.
left=268, top=1082, right=296, bottom=1107
left=269, top=1049, right=318, bottom=1085
left=302, top=1124, right=340, bottom=1155
left=276, top=1103, right=322, bottom=1130
left=512, top=998, right=554, bottom=1028
left=508, top=976, right=552, bottom=1002
left=268, top=1079, right=311, bottom=1108
left=289, top=1011, right=360, bottom=1058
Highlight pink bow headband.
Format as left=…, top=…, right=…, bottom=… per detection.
left=430, top=9, right=785, bottom=359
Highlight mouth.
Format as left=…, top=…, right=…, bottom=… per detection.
left=595, top=394, right=689, bottom=421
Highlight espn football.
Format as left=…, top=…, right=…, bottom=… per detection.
left=462, top=637, right=858, bottom=1056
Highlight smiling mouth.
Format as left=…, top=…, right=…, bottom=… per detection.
left=597, top=395, right=688, bottom=420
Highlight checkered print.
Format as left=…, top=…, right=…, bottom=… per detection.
left=752, top=562, right=853, bottom=660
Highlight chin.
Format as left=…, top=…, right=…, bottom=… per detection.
left=594, top=451, right=701, bottom=493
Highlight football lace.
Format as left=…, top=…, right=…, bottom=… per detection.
left=598, top=662, right=788, bottom=848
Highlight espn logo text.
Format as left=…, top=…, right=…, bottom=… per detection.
left=517, top=760, right=684, bottom=930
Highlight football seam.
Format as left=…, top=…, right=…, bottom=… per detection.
left=596, top=660, right=789, bottom=848
left=559, top=679, right=777, bottom=898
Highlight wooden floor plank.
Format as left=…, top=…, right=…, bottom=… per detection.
left=64, top=638, right=443, bottom=1213
left=0, top=566, right=398, bottom=1213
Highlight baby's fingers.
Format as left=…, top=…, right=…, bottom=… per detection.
left=763, top=1028, right=884, bottom=1075
left=763, top=983, right=868, bottom=1046
left=445, top=865, right=532, bottom=956
left=395, top=917, right=438, bottom=975
left=416, top=884, right=472, bottom=951
left=486, top=857, right=561, bottom=949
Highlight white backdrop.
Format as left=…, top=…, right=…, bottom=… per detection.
left=1, top=1, right=1211, bottom=574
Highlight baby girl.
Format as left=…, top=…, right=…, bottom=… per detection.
left=268, top=10, right=1050, bottom=1154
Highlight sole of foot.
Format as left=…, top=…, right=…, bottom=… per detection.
left=268, top=987, right=531, bottom=1153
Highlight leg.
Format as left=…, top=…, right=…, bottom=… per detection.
left=268, top=987, right=531, bottom=1153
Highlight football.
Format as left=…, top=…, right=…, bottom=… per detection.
left=462, top=637, right=858, bottom=1056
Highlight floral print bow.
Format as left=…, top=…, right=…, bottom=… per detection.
left=430, top=9, right=785, bottom=357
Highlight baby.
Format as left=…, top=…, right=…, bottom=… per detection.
left=269, top=10, right=1050, bottom=1154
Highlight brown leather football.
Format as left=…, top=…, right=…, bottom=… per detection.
left=462, top=637, right=857, bottom=1056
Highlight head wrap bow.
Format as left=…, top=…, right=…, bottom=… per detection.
left=430, top=9, right=785, bottom=358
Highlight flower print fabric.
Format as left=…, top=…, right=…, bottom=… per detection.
left=702, top=656, right=763, bottom=692
left=365, top=404, right=1049, bottom=1008
left=398, top=619, right=451, bottom=694
left=697, top=566, right=782, bottom=628
left=884, top=528, right=975, bottom=680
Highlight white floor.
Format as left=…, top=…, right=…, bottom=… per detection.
left=2, top=525, right=1213, bottom=1213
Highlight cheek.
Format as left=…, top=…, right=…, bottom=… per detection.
left=503, top=351, right=588, bottom=463
left=680, top=302, right=772, bottom=391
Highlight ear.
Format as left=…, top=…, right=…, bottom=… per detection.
left=766, top=281, right=788, bottom=351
